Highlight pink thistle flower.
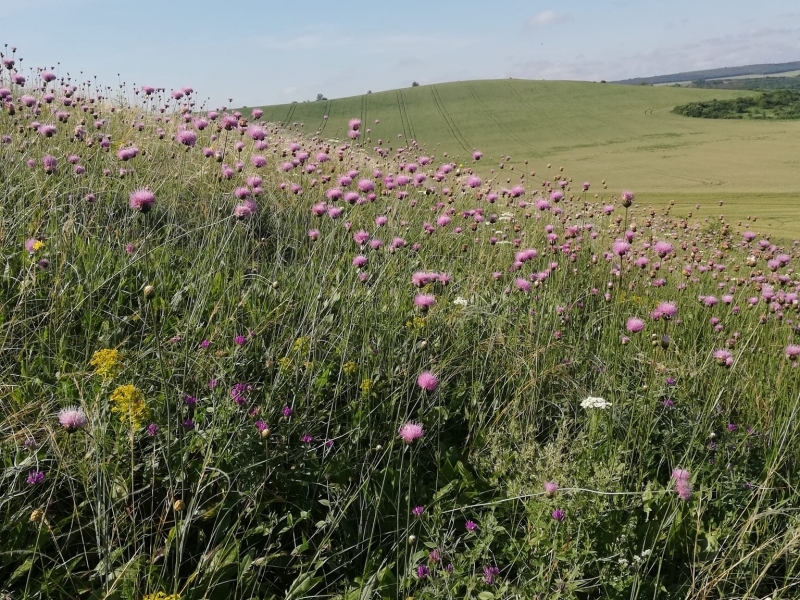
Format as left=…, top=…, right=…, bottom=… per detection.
left=414, top=294, right=436, bottom=309
left=612, top=240, right=631, bottom=256
left=515, top=278, right=532, bottom=293
left=713, top=349, right=733, bottom=367
left=176, top=129, right=197, bottom=147
left=472, top=150, right=483, bottom=160
left=786, top=345, right=800, bottom=360
left=353, top=230, right=370, bottom=245
left=58, top=406, right=88, bottom=432
left=42, top=154, right=57, bottom=174
left=129, top=188, right=155, bottom=213
left=626, top=317, right=645, bottom=333
left=544, top=481, right=559, bottom=496
left=352, top=255, right=368, bottom=268
left=399, top=421, right=424, bottom=443
left=234, top=199, right=257, bottom=218
left=551, top=509, right=566, bottom=522
left=251, top=155, right=267, bottom=168
left=417, top=371, right=438, bottom=392
left=656, top=301, right=678, bottom=320
left=465, top=520, right=478, bottom=531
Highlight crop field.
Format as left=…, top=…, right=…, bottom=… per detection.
left=5, top=50, right=800, bottom=600
left=257, top=81, right=800, bottom=238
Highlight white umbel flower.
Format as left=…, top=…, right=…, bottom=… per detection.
left=580, top=396, right=611, bottom=410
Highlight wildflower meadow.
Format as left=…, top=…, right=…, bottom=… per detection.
left=2, top=47, right=800, bottom=600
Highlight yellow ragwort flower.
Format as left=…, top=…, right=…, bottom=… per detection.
left=292, top=337, right=310, bottom=355
left=110, top=384, right=149, bottom=429
left=277, top=356, right=293, bottom=374
left=343, top=361, right=357, bottom=376
left=360, top=378, right=373, bottom=395
left=89, top=348, right=122, bottom=380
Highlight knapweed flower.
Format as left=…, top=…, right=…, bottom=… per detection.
left=551, top=509, right=566, bottom=522
left=580, top=396, right=611, bottom=410
left=109, top=385, right=149, bottom=429
left=417, top=371, right=438, bottom=391
left=89, top=348, right=122, bottom=380
left=399, top=421, right=424, bottom=443
left=713, top=349, right=733, bottom=367
left=412, top=505, right=424, bottom=516
left=146, top=423, right=159, bottom=436
left=58, top=406, right=88, bottom=432
left=544, top=481, right=559, bottom=496
left=416, top=565, right=429, bottom=579
left=234, top=335, right=248, bottom=346
left=129, top=188, right=155, bottom=213
left=786, top=345, right=800, bottom=361
left=465, top=520, right=478, bottom=531
left=282, top=405, right=293, bottom=418
left=27, top=470, right=45, bottom=485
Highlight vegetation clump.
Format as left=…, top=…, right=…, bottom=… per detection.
left=674, top=89, right=800, bottom=119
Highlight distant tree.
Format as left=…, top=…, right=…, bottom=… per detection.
left=412, top=81, right=420, bottom=87
left=316, top=93, right=327, bottom=101
left=600, top=80, right=607, bottom=83
left=367, top=90, right=372, bottom=94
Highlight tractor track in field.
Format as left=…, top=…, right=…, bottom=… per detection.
left=465, top=82, right=528, bottom=149
left=319, top=100, right=332, bottom=134
left=398, top=90, right=416, bottom=142
left=430, top=84, right=470, bottom=154
left=395, top=90, right=412, bottom=144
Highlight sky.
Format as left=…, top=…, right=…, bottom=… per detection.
left=2, top=0, right=799, bottom=108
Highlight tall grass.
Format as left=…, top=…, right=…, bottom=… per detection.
left=1, top=54, right=800, bottom=600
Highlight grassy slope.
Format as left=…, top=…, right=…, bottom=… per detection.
left=256, top=80, right=800, bottom=237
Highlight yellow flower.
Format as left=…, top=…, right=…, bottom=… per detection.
left=277, top=356, right=293, bottom=374
left=89, top=348, right=122, bottom=380
left=110, top=384, right=149, bottom=429
left=31, top=240, right=44, bottom=251
left=292, top=337, right=310, bottom=355
left=342, top=361, right=357, bottom=376
left=360, top=378, right=373, bottom=395
left=142, top=593, right=181, bottom=600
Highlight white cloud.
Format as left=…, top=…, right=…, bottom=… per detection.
left=528, top=10, right=569, bottom=28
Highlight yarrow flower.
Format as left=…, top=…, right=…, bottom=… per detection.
left=58, top=406, right=88, bottom=432
left=580, top=396, right=611, bottom=410
left=398, top=421, right=424, bottom=443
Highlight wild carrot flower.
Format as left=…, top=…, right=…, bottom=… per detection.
left=399, top=422, right=424, bottom=443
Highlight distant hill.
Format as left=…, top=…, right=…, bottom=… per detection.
left=614, top=61, right=800, bottom=85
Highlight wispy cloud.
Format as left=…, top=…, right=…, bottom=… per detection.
left=527, top=10, right=570, bottom=29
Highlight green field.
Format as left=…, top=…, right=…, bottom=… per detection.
left=256, top=80, right=800, bottom=237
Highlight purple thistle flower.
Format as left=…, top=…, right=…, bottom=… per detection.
left=282, top=406, right=293, bottom=418
left=412, top=505, right=424, bottom=516
left=398, top=422, right=424, bottom=443
left=146, top=423, right=159, bottom=436
left=234, top=335, right=248, bottom=346
left=551, top=509, right=566, bottom=522
left=416, top=565, right=429, bottom=579
left=465, top=520, right=478, bottom=531
left=182, top=418, right=195, bottom=430
left=129, top=188, right=155, bottom=213
left=544, top=481, right=559, bottom=496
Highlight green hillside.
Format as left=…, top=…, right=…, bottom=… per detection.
left=255, top=80, right=800, bottom=237
left=254, top=80, right=800, bottom=192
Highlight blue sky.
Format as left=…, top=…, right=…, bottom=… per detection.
left=2, top=0, right=799, bottom=108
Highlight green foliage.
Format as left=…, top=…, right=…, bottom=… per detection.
left=674, top=90, right=800, bottom=120
left=2, top=73, right=800, bottom=600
